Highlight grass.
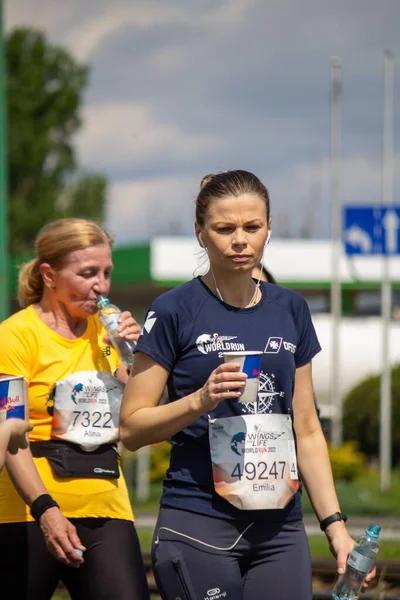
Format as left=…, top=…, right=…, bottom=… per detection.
left=133, top=467, right=400, bottom=517
left=307, top=537, right=400, bottom=560
left=301, top=468, right=400, bottom=516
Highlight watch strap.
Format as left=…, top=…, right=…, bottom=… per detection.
left=320, top=511, right=348, bottom=531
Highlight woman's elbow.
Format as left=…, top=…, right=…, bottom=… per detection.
left=119, top=422, right=140, bottom=453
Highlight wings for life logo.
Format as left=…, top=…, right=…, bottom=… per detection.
left=230, top=423, right=284, bottom=456
left=196, top=332, right=244, bottom=355
left=69, top=382, right=119, bottom=405
left=71, top=383, right=84, bottom=404
left=230, top=431, right=246, bottom=456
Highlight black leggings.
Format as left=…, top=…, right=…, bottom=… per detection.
left=0, top=518, right=150, bottom=600
left=152, top=507, right=312, bottom=600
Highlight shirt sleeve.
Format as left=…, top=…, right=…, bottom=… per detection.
left=135, top=300, right=179, bottom=372
left=294, top=299, right=322, bottom=368
left=0, top=322, right=33, bottom=381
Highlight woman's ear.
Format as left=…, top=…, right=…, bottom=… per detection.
left=195, top=224, right=206, bottom=249
left=198, top=233, right=206, bottom=249
left=39, top=263, right=56, bottom=290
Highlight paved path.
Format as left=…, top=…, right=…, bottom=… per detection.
left=135, top=513, right=400, bottom=541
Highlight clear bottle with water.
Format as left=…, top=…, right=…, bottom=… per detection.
left=96, top=295, right=136, bottom=368
left=332, top=523, right=380, bottom=600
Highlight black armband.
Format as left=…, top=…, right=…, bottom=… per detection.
left=30, top=494, right=60, bottom=523
left=320, top=511, right=348, bottom=531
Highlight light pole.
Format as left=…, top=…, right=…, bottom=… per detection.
left=329, top=57, right=343, bottom=447
left=380, top=50, right=394, bottom=491
left=0, top=0, right=8, bottom=321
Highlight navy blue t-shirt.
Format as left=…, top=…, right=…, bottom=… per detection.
left=136, top=277, right=321, bottom=522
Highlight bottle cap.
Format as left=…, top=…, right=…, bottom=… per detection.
left=366, top=523, right=381, bottom=539
left=96, top=295, right=109, bottom=309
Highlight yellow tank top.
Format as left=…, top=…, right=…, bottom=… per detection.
left=0, top=306, right=133, bottom=523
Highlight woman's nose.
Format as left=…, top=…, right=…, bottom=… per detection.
left=232, top=229, right=247, bottom=246
left=93, top=275, right=109, bottom=295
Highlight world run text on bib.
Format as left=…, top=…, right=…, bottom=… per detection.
left=50, top=371, right=124, bottom=451
left=209, top=413, right=299, bottom=510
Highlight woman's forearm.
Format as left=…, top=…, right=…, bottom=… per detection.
left=296, top=429, right=341, bottom=521
left=0, top=422, right=11, bottom=470
left=6, top=446, right=48, bottom=506
left=120, top=390, right=205, bottom=451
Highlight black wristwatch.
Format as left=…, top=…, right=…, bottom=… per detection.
left=319, top=512, right=348, bottom=531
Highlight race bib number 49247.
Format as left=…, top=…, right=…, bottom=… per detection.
left=209, top=413, right=299, bottom=511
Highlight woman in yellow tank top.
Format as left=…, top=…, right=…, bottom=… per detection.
left=0, top=218, right=150, bottom=600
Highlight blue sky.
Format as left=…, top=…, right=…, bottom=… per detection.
left=6, top=0, right=400, bottom=246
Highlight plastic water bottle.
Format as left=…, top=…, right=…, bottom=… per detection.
left=332, top=523, right=381, bottom=600
left=96, top=295, right=136, bottom=368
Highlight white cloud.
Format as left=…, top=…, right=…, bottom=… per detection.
left=76, top=102, right=224, bottom=170
left=65, top=2, right=184, bottom=61
left=106, top=175, right=197, bottom=244
left=5, top=0, right=400, bottom=243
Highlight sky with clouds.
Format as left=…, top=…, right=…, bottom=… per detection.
left=5, top=0, right=400, bottom=246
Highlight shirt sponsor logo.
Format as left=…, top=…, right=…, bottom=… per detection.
left=264, top=337, right=282, bottom=353
left=143, top=311, right=157, bottom=333
left=283, top=341, right=296, bottom=354
left=196, top=333, right=243, bottom=355
left=264, top=337, right=296, bottom=355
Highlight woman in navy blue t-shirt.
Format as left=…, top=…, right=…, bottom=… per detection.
left=120, top=170, right=372, bottom=600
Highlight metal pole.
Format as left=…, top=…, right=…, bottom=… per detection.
left=136, top=446, right=150, bottom=501
left=329, top=57, right=342, bottom=447
left=0, top=0, right=9, bottom=321
left=380, top=50, right=394, bottom=492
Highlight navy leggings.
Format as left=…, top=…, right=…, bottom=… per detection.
left=0, top=518, right=150, bottom=600
left=152, top=507, right=312, bottom=600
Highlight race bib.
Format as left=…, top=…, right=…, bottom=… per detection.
left=209, top=413, right=299, bottom=510
left=50, top=371, right=124, bottom=451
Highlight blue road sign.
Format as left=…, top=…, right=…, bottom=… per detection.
left=343, top=206, right=400, bottom=255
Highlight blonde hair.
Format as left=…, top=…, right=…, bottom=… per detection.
left=18, top=218, right=113, bottom=308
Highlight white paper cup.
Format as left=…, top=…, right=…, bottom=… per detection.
left=223, top=351, right=263, bottom=404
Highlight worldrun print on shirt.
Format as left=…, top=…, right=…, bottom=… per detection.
left=136, top=277, right=321, bottom=522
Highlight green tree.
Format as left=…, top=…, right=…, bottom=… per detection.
left=6, top=28, right=107, bottom=254
left=343, top=365, right=400, bottom=466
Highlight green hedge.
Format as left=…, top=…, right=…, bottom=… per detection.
left=343, top=365, right=400, bottom=466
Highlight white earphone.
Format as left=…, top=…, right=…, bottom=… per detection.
left=198, top=233, right=206, bottom=249
left=265, top=230, right=271, bottom=246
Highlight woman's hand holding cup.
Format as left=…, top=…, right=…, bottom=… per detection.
left=200, top=363, right=247, bottom=411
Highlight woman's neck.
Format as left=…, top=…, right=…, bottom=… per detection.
left=34, top=297, right=87, bottom=340
left=202, top=270, right=260, bottom=308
